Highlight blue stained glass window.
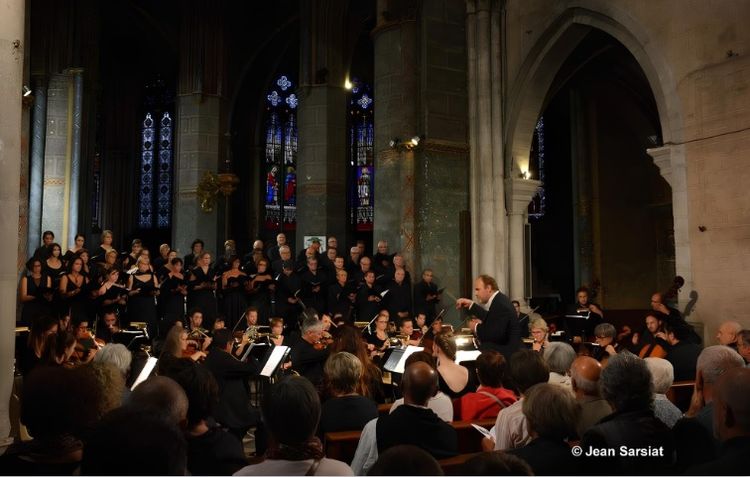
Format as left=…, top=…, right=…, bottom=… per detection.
left=348, top=80, right=375, bottom=231
left=139, top=80, right=175, bottom=230
left=139, top=113, right=155, bottom=228
left=528, top=117, right=546, bottom=219
left=264, top=75, right=298, bottom=230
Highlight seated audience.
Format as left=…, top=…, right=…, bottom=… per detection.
left=570, top=356, right=612, bottom=437
left=715, top=320, right=743, bottom=351
left=454, top=350, right=516, bottom=421
left=686, top=367, right=750, bottom=475
left=319, top=351, right=379, bottom=435
left=160, top=358, right=248, bottom=475
left=486, top=349, right=549, bottom=450
left=664, top=322, right=703, bottom=381
left=390, top=351, right=453, bottom=422
left=328, top=324, right=385, bottom=402
left=93, top=343, right=133, bottom=402
left=0, top=364, right=122, bottom=475
left=543, top=341, right=576, bottom=390
left=644, top=357, right=683, bottom=428
left=234, top=376, right=353, bottom=476
left=352, top=362, right=458, bottom=475
left=81, top=407, right=187, bottom=475
left=128, top=375, right=189, bottom=426
left=432, top=330, right=477, bottom=399
left=366, top=445, right=443, bottom=476
left=674, top=345, right=746, bottom=471
left=460, top=451, right=533, bottom=476
left=580, top=353, right=675, bottom=475
left=505, top=383, right=582, bottom=475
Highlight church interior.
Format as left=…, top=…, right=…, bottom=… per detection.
left=0, top=0, right=749, bottom=475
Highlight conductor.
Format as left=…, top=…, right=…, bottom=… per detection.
left=456, top=275, right=520, bottom=362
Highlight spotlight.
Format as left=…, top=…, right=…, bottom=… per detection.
left=22, top=85, right=32, bottom=97
left=410, top=135, right=421, bottom=147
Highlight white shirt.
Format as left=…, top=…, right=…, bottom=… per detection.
left=493, top=397, right=531, bottom=450
left=351, top=418, right=379, bottom=476
left=234, top=457, right=353, bottom=476
left=389, top=391, right=453, bottom=422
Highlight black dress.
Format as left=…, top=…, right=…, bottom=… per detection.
left=20, top=274, right=53, bottom=325
left=188, top=266, right=218, bottom=327
left=437, top=363, right=478, bottom=399
left=159, top=274, right=187, bottom=325
left=62, top=274, right=89, bottom=323
left=222, top=274, right=248, bottom=330
left=246, top=273, right=273, bottom=325
left=128, top=272, right=159, bottom=335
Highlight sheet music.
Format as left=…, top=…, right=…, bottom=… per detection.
left=393, top=345, right=424, bottom=374
left=471, top=423, right=493, bottom=440
left=261, top=345, right=289, bottom=377
left=131, top=357, right=158, bottom=391
left=456, top=350, right=481, bottom=363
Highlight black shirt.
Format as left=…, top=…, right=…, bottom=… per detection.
left=319, top=395, right=379, bottom=435
left=666, top=340, right=702, bottom=382
left=186, top=424, right=248, bottom=476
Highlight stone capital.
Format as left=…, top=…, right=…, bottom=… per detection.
left=647, top=144, right=685, bottom=189
left=508, top=177, right=542, bottom=215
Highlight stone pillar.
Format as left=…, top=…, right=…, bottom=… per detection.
left=67, top=68, right=83, bottom=245
left=27, top=74, right=46, bottom=255
left=172, top=0, right=227, bottom=257
left=372, top=4, right=419, bottom=265
left=508, top=178, right=541, bottom=303
left=0, top=0, right=25, bottom=439
left=296, top=85, right=347, bottom=251
left=466, top=0, right=506, bottom=288
left=647, top=145, right=694, bottom=310
left=41, top=73, right=72, bottom=249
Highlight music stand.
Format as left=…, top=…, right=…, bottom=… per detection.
left=563, top=312, right=591, bottom=341
left=260, top=345, right=291, bottom=378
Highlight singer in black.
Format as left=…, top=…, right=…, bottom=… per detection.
left=456, top=275, right=520, bottom=363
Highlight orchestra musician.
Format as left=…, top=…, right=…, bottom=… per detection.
left=567, top=286, right=604, bottom=343
left=73, top=317, right=101, bottom=363
left=529, top=318, right=550, bottom=353
left=186, top=309, right=212, bottom=352
left=397, top=317, right=421, bottom=347
left=94, top=308, right=121, bottom=344
left=289, top=312, right=330, bottom=388
left=364, top=310, right=391, bottom=358
left=269, top=317, right=285, bottom=347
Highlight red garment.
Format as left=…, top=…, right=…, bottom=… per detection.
left=453, top=385, right=518, bottom=421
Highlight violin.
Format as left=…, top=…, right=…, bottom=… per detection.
left=313, top=331, right=334, bottom=350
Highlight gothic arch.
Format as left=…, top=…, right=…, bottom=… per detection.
left=504, top=5, right=694, bottom=306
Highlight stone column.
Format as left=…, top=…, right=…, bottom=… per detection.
left=27, top=74, right=46, bottom=255
left=66, top=68, right=83, bottom=245
left=466, top=0, right=506, bottom=288
left=0, top=0, right=25, bottom=439
left=172, top=0, right=227, bottom=257
left=508, top=178, right=541, bottom=303
left=295, top=85, right=347, bottom=251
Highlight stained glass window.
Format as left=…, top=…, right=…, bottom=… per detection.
left=139, top=80, right=174, bottom=230
left=264, top=75, right=298, bottom=230
left=528, top=117, right=546, bottom=219
left=348, top=80, right=375, bottom=231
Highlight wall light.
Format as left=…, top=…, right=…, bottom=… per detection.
left=520, top=170, right=531, bottom=180
left=344, top=78, right=353, bottom=90
left=389, top=135, right=425, bottom=152
left=23, top=85, right=32, bottom=97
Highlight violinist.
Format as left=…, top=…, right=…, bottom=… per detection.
left=73, top=317, right=100, bottom=363
left=421, top=314, right=445, bottom=355
left=289, top=313, right=330, bottom=388
left=397, top=317, right=421, bottom=347
left=158, top=324, right=205, bottom=370
left=42, top=331, right=78, bottom=368
left=413, top=313, right=428, bottom=340
left=186, top=309, right=212, bottom=352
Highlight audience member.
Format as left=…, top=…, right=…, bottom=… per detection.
left=352, top=362, right=458, bottom=475
left=644, top=357, right=682, bottom=428
left=543, top=341, right=576, bottom=390
left=319, top=352, right=379, bottom=435
left=454, top=350, right=516, bottom=421
left=432, top=330, right=476, bottom=398
left=580, top=353, right=675, bottom=475
left=664, top=322, right=703, bottom=381
left=487, top=349, right=549, bottom=450
left=366, top=445, right=443, bottom=476
left=389, top=351, right=453, bottom=422
left=93, top=343, right=133, bottom=402
left=460, top=451, right=533, bottom=476
left=160, top=358, right=248, bottom=475
left=128, top=375, right=189, bottom=426
left=570, top=356, right=612, bottom=437
left=505, top=383, right=582, bottom=475
left=673, top=345, right=746, bottom=470
left=715, top=320, right=742, bottom=351
left=81, top=407, right=187, bottom=475
left=234, top=376, right=353, bottom=476
left=685, top=367, right=750, bottom=474
left=737, top=329, right=750, bottom=366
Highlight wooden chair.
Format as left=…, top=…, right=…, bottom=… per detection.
left=666, top=380, right=695, bottom=412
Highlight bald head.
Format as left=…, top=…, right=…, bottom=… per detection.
left=403, top=361, right=438, bottom=406
left=130, top=376, right=188, bottom=426
left=714, top=368, right=750, bottom=441
left=716, top=321, right=743, bottom=346
left=570, top=356, right=602, bottom=396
